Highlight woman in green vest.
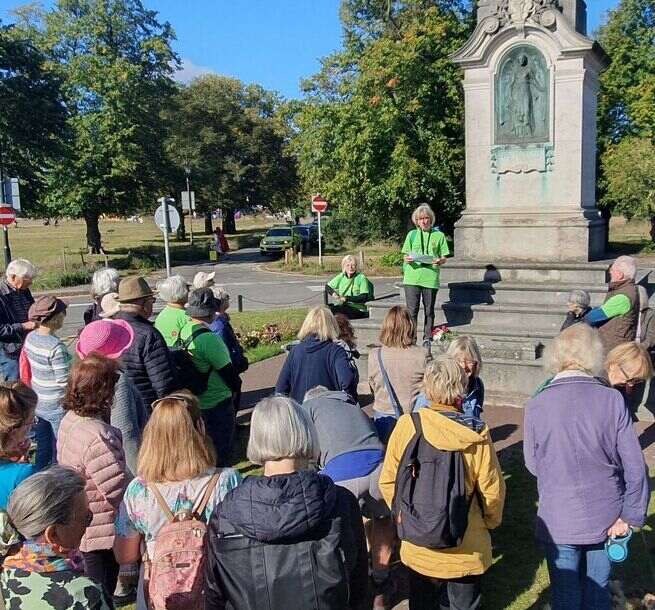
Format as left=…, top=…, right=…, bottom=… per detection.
left=326, top=255, right=373, bottom=320
left=402, top=204, right=449, bottom=345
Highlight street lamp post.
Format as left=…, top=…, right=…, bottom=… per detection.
left=185, top=166, right=194, bottom=246
left=0, top=141, right=11, bottom=268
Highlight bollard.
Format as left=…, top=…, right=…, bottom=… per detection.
left=238, top=294, right=243, bottom=312
left=324, top=286, right=328, bottom=306
left=359, top=250, right=364, bottom=269
left=298, top=251, right=303, bottom=267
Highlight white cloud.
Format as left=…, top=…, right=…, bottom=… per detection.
left=174, top=57, right=217, bottom=85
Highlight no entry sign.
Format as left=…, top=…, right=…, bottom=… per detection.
left=311, top=195, right=328, bottom=214
left=0, top=207, right=16, bottom=226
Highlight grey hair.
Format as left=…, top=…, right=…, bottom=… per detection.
left=91, top=268, right=120, bottom=298
left=341, top=255, right=358, bottom=273
left=247, top=395, right=318, bottom=465
left=6, top=259, right=37, bottom=280
left=411, top=204, right=435, bottom=228
left=612, top=256, right=637, bottom=281
left=7, top=466, right=85, bottom=539
left=303, top=385, right=331, bottom=402
left=212, top=285, right=229, bottom=306
left=543, top=324, right=605, bottom=376
left=157, top=275, right=189, bottom=305
left=567, top=289, right=591, bottom=315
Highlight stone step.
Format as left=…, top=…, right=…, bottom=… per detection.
left=441, top=301, right=570, bottom=330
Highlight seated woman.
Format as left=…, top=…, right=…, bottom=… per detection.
left=560, top=289, right=591, bottom=331
left=204, top=395, right=368, bottom=610
left=326, top=255, right=373, bottom=319
left=0, top=466, right=113, bottom=609
left=524, top=325, right=649, bottom=610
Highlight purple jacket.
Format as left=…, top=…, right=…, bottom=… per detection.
left=524, top=375, right=649, bottom=545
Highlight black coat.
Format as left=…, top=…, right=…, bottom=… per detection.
left=204, top=470, right=368, bottom=610
left=0, top=281, right=32, bottom=347
left=114, top=311, right=178, bottom=409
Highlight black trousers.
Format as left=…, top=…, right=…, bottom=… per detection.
left=82, top=549, right=119, bottom=599
left=408, top=569, right=481, bottom=610
left=404, top=285, right=438, bottom=342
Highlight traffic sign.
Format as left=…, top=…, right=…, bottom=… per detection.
left=181, top=190, right=195, bottom=212
left=311, top=195, right=328, bottom=214
left=0, top=207, right=16, bottom=226
left=154, top=203, right=180, bottom=233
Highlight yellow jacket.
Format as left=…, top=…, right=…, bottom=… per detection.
left=379, top=405, right=506, bottom=579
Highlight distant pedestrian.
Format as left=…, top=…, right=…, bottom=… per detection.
left=115, top=276, right=178, bottom=409
left=58, top=354, right=129, bottom=598
left=213, top=227, right=229, bottom=259
left=0, top=259, right=38, bottom=382
left=154, top=275, right=190, bottom=347
left=560, top=289, right=591, bottom=331
left=84, top=268, right=120, bottom=326
left=275, top=306, right=359, bottom=404
left=326, top=255, right=373, bottom=320
left=402, top=205, right=449, bottom=345
left=22, top=296, right=70, bottom=470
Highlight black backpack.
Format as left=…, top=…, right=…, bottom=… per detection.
left=171, top=327, right=213, bottom=396
left=391, top=412, right=470, bottom=549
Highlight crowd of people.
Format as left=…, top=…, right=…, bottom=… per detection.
left=0, top=242, right=648, bottom=610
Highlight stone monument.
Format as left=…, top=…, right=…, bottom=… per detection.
left=451, top=0, right=608, bottom=262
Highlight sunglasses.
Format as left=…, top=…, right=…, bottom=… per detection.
left=613, top=363, right=642, bottom=389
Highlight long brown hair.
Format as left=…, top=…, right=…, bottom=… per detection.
left=63, top=354, right=118, bottom=420
left=0, top=382, right=37, bottom=453
left=379, top=305, right=416, bottom=349
left=137, top=391, right=216, bottom=482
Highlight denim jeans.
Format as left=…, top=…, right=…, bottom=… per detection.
left=543, top=542, right=612, bottom=610
left=0, top=351, right=19, bottom=383
left=32, top=411, right=65, bottom=470
left=201, top=398, right=235, bottom=467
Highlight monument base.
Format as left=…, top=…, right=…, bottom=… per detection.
left=454, top=210, right=607, bottom=263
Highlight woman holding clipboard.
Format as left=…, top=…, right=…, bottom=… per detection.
left=401, top=204, right=449, bottom=345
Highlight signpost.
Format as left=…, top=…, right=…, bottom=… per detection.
left=154, top=198, right=179, bottom=277
left=311, top=195, right=328, bottom=267
left=181, top=190, right=196, bottom=245
left=0, top=207, right=16, bottom=269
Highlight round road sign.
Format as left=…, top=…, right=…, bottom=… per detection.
left=154, top=204, right=180, bottom=233
left=311, top=195, right=328, bottom=213
left=0, top=207, right=16, bottom=226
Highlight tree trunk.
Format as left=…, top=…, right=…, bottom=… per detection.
left=204, top=211, right=213, bottom=234
left=176, top=205, right=186, bottom=241
left=223, top=207, right=236, bottom=234
left=84, top=211, right=104, bottom=254
left=600, top=207, right=611, bottom=253
left=650, top=217, right=655, bottom=244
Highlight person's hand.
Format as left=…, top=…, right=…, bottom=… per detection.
left=22, top=321, right=38, bottom=331
left=432, top=257, right=446, bottom=267
left=338, top=295, right=346, bottom=303
left=607, top=518, right=630, bottom=538
left=404, top=255, right=414, bottom=264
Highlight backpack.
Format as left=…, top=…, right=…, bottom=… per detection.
left=171, top=327, right=212, bottom=396
left=391, top=412, right=470, bottom=549
left=144, top=473, right=220, bottom=610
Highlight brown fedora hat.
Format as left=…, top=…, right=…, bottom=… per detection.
left=117, top=276, right=156, bottom=303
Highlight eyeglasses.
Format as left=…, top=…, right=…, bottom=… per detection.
left=613, top=363, right=641, bottom=389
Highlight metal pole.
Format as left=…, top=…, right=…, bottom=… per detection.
left=159, top=198, right=172, bottom=277
left=237, top=294, right=243, bottom=312
left=186, top=173, right=194, bottom=246
left=318, top=211, right=322, bottom=267
left=0, top=157, right=11, bottom=268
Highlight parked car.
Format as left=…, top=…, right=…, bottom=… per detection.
left=260, top=226, right=302, bottom=256
left=295, top=224, right=325, bottom=253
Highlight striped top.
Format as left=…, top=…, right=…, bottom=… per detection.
left=23, top=332, right=71, bottom=416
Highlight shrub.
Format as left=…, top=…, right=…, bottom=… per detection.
left=380, top=252, right=403, bottom=267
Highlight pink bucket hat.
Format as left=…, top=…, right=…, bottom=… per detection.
left=76, top=319, right=134, bottom=360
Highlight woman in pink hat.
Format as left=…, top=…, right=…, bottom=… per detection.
left=77, top=319, right=147, bottom=478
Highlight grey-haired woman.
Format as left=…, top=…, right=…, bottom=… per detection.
left=560, top=289, right=592, bottom=331
left=0, top=466, right=113, bottom=609
left=84, top=268, right=120, bottom=326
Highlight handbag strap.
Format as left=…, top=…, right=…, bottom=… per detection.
left=148, top=484, right=176, bottom=524
left=376, top=348, right=403, bottom=419
left=192, top=473, right=220, bottom=519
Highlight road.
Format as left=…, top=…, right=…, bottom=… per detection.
left=56, top=248, right=401, bottom=340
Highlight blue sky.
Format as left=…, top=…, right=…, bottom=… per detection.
left=2, top=0, right=621, bottom=99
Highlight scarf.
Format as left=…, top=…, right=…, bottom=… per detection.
left=3, top=540, right=81, bottom=574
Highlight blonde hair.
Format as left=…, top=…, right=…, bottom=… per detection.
left=0, top=383, right=37, bottom=453
left=379, top=305, right=416, bottom=349
left=447, top=336, right=482, bottom=373
left=298, top=306, right=339, bottom=342
left=341, top=255, right=358, bottom=273
left=137, top=391, right=216, bottom=482
left=544, top=324, right=604, bottom=376
left=423, top=355, right=467, bottom=406
left=605, top=342, right=653, bottom=382
left=411, top=204, right=435, bottom=228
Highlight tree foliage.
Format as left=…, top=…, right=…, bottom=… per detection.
left=293, top=0, right=473, bottom=242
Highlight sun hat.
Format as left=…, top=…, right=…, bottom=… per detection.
left=117, top=276, right=155, bottom=303
left=98, top=292, right=120, bottom=318
left=76, top=319, right=135, bottom=360
left=186, top=288, right=219, bottom=318
left=192, top=271, right=216, bottom=290
left=28, top=296, right=67, bottom=323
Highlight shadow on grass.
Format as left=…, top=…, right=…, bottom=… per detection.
left=607, top=240, right=654, bottom=256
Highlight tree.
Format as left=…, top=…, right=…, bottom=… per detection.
left=166, top=75, right=298, bottom=234
left=13, top=0, right=179, bottom=252
left=0, top=20, right=65, bottom=211
left=293, top=1, right=473, bottom=242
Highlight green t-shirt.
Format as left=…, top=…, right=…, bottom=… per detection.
left=179, top=321, right=232, bottom=409
left=401, top=228, right=450, bottom=289
left=154, top=305, right=190, bottom=347
left=327, top=272, right=372, bottom=313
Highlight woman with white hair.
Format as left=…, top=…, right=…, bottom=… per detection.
left=401, top=204, right=449, bottom=346
left=275, top=306, right=358, bottom=403
left=0, top=258, right=38, bottom=382
left=0, top=466, right=112, bottom=608
left=325, top=255, right=373, bottom=319
left=84, top=267, right=120, bottom=325
left=524, top=324, right=649, bottom=610
left=560, top=289, right=592, bottom=331
left=154, top=275, right=190, bottom=347
left=204, top=395, right=368, bottom=610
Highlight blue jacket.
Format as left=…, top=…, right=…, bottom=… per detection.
left=209, top=314, right=248, bottom=373
left=275, top=335, right=358, bottom=404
